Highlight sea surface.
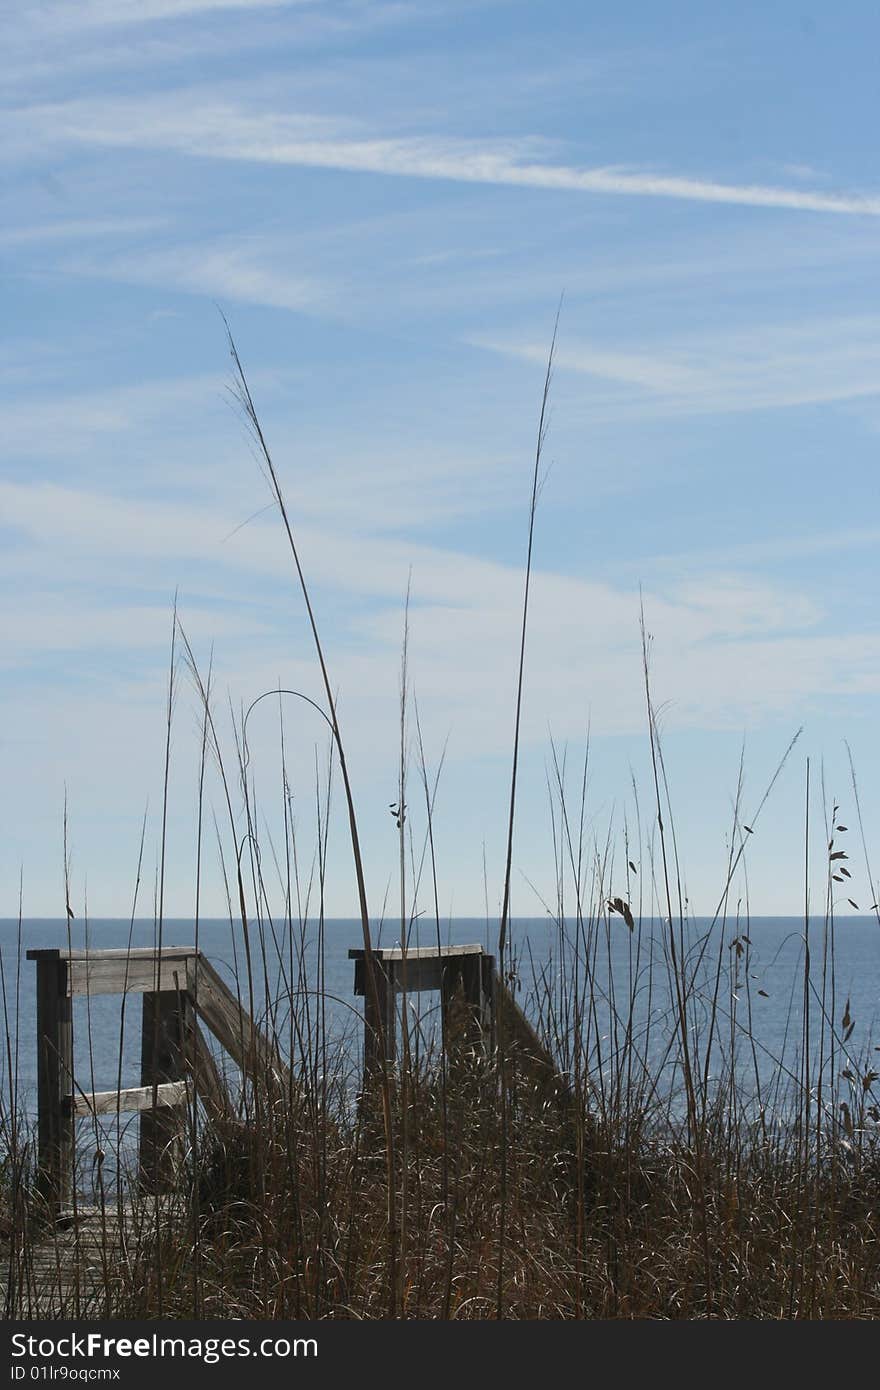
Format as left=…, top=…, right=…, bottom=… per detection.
left=2, top=915, right=879, bottom=1187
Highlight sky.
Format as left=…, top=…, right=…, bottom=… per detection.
left=3, top=0, right=880, bottom=926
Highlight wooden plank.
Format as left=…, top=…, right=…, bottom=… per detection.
left=68, top=955, right=193, bottom=997
left=187, top=1021, right=232, bottom=1125
left=348, top=943, right=484, bottom=961
left=496, top=976, right=569, bottom=1105
left=353, top=954, right=444, bottom=996
left=185, top=956, right=251, bottom=1068
left=35, top=956, right=73, bottom=1215
left=185, top=954, right=288, bottom=1087
left=351, top=944, right=487, bottom=996
left=389, top=956, right=445, bottom=994
left=3, top=1200, right=177, bottom=1318
left=72, top=1080, right=189, bottom=1117
left=27, top=946, right=197, bottom=998
left=27, top=946, right=196, bottom=962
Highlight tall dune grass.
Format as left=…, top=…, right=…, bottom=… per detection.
left=2, top=335, right=880, bottom=1320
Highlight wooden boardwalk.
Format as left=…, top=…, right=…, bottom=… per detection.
left=2, top=1200, right=171, bottom=1319
left=5, top=939, right=567, bottom=1318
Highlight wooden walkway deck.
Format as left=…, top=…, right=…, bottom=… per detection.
left=5, top=939, right=568, bottom=1318
left=2, top=1199, right=177, bottom=1319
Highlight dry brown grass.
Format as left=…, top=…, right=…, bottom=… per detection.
left=23, top=1046, right=867, bottom=1321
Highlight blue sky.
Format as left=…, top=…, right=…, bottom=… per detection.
left=3, top=0, right=880, bottom=924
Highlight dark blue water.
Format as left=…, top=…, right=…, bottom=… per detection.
left=2, top=915, right=879, bottom=1188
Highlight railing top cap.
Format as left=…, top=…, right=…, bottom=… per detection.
left=27, top=945, right=201, bottom=961
left=348, top=943, right=487, bottom=961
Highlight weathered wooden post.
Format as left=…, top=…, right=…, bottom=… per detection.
left=440, top=951, right=495, bottom=1056
left=139, top=988, right=190, bottom=1192
left=359, top=954, right=396, bottom=1079
left=34, top=953, right=74, bottom=1215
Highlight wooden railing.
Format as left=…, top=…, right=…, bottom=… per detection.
left=29, top=939, right=566, bottom=1215
left=349, top=943, right=496, bottom=1075
left=27, top=945, right=287, bottom=1215
left=348, top=941, right=567, bottom=1103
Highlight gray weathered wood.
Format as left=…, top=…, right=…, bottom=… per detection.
left=349, top=942, right=483, bottom=963
left=139, top=991, right=188, bottom=1192
left=69, top=956, right=192, bottom=997
left=35, top=955, right=74, bottom=1214
left=352, top=945, right=495, bottom=1081
left=3, top=1200, right=178, bottom=1317
left=27, top=944, right=283, bottom=1217
left=440, top=951, right=494, bottom=1054
left=27, top=947, right=197, bottom=961
left=348, top=942, right=485, bottom=958
left=353, top=955, right=446, bottom=995
left=351, top=943, right=486, bottom=997
left=73, top=1080, right=189, bottom=1117
left=495, top=975, right=570, bottom=1104
left=27, top=947, right=197, bottom=998
left=361, top=954, right=395, bottom=1077
left=187, top=1021, right=233, bottom=1124
left=185, top=954, right=288, bottom=1088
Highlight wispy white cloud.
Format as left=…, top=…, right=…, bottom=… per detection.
left=84, top=241, right=328, bottom=314
left=780, top=162, right=826, bottom=183
left=473, top=316, right=880, bottom=417
left=2, top=477, right=871, bottom=748
left=11, top=93, right=880, bottom=217
left=3, top=2, right=425, bottom=95
left=4, top=473, right=877, bottom=918
left=1, top=375, right=226, bottom=459
left=0, top=599, right=264, bottom=663
left=0, top=217, right=165, bottom=247
left=0, top=366, right=513, bottom=530
left=24, top=0, right=305, bottom=32
left=640, top=525, right=880, bottom=575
